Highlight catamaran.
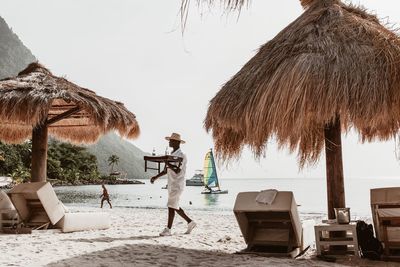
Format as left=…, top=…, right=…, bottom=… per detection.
left=201, top=149, right=228, bottom=194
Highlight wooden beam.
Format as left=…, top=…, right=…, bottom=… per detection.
left=31, top=125, right=48, bottom=182
left=50, top=104, right=77, bottom=108
left=47, top=113, right=90, bottom=118
left=46, top=107, right=81, bottom=125
left=324, top=117, right=345, bottom=219
left=48, top=124, right=95, bottom=128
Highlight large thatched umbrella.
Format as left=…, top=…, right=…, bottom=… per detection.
left=193, top=0, right=400, bottom=218
left=0, top=63, right=139, bottom=182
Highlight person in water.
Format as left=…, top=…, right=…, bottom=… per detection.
left=100, top=184, right=112, bottom=209
left=150, top=133, right=196, bottom=236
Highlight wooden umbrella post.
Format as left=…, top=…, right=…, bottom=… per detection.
left=324, top=117, right=345, bottom=219
left=31, top=125, right=48, bottom=182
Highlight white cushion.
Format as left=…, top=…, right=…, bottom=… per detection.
left=59, top=212, right=110, bottom=233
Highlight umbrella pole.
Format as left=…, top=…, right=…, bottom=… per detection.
left=31, top=125, right=48, bottom=182
left=324, top=117, right=345, bottom=220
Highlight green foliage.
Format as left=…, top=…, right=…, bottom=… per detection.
left=100, top=174, right=117, bottom=181
left=10, top=165, right=30, bottom=184
left=0, top=141, right=31, bottom=178
left=47, top=141, right=100, bottom=183
left=0, top=140, right=100, bottom=184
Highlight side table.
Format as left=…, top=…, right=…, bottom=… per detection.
left=314, top=222, right=360, bottom=256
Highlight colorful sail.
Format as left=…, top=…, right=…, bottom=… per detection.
left=203, top=149, right=219, bottom=188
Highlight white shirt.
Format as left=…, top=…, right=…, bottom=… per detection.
left=167, top=148, right=187, bottom=191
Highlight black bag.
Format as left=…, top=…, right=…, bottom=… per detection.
left=356, top=220, right=383, bottom=260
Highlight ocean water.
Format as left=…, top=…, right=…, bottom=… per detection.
left=55, top=178, right=400, bottom=217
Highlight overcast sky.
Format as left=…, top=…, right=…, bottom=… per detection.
left=2, top=0, right=400, bottom=180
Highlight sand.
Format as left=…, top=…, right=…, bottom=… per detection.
left=0, top=207, right=399, bottom=267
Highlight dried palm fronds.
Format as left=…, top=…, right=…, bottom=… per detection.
left=203, top=0, right=400, bottom=166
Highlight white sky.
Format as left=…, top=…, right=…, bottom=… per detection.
left=2, top=0, right=400, bottom=180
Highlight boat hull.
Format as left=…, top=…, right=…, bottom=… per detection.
left=185, top=180, right=204, bottom=186
left=201, top=189, right=228, bottom=194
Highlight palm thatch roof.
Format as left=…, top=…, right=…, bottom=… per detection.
left=203, top=0, right=400, bottom=166
left=181, top=0, right=248, bottom=13
left=0, top=62, right=139, bottom=144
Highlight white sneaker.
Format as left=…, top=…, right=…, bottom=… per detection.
left=185, top=221, right=196, bottom=234
left=159, top=227, right=172, bottom=236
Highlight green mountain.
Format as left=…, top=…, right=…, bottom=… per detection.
left=0, top=16, right=36, bottom=79
left=86, top=133, right=153, bottom=180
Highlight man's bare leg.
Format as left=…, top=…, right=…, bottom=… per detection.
left=167, top=208, right=175, bottom=229
left=101, top=198, right=104, bottom=208
left=176, top=208, right=192, bottom=223
left=107, top=199, right=112, bottom=209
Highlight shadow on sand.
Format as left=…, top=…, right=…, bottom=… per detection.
left=44, top=243, right=388, bottom=267
left=62, top=235, right=161, bottom=243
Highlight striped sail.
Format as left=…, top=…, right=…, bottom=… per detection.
left=203, top=149, right=219, bottom=188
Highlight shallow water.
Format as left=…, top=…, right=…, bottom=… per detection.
left=55, top=177, right=400, bottom=217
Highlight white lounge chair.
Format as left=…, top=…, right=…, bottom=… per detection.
left=233, top=191, right=314, bottom=257
left=8, top=182, right=110, bottom=232
left=371, top=187, right=400, bottom=257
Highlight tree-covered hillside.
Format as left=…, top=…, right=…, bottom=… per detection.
left=0, top=16, right=36, bottom=79
left=87, top=133, right=153, bottom=180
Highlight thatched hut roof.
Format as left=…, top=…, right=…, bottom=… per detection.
left=0, top=62, right=139, bottom=144
left=204, top=0, right=400, bottom=165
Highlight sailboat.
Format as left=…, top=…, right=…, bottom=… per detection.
left=201, top=149, right=228, bottom=194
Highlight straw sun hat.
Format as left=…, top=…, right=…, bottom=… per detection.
left=165, top=133, right=186, bottom=144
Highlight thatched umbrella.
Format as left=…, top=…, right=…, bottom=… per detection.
left=0, top=62, right=140, bottom=182
left=193, top=0, right=400, bottom=218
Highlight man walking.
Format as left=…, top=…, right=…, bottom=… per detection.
left=150, top=133, right=196, bottom=236
left=100, top=184, right=112, bottom=209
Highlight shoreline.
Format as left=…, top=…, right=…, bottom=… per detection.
left=0, top=179, right=145, bottom=190
left=51, top=178, right=145, bottom=187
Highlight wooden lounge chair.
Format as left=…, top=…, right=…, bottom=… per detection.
left=8, top=182, right=110, bottom=233
left=233, top=191, right=314, bottom=257
left=371, top=187, right=400, bottom=259
left=8, top=182, right=65, bottom=229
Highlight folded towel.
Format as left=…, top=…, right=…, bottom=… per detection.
left=256, top=189, right=278, bottom=205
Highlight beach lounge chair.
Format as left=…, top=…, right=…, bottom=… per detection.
left=371, top=187, right=400, bottom=257
left=8, top=182, right=110, bottom=232
left=233, top=191, right=314, bottom=257
left=8, top=182, right=64, bottom=229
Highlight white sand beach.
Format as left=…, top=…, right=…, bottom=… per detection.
left=0, top=207, right=399, bottom=267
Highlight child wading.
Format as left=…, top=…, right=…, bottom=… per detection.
left=150, top=133, right=196, bottom=236
left=100, top=184, right=112, bottom=208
